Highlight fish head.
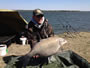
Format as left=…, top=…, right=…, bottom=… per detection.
left=58, top=38, right=67, bottom=45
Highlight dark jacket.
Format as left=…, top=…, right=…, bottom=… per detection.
left=25, top=19, right=54, bottom=48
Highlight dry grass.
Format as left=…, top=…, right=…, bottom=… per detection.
left=0, top=32, right=90, bottom=68
left=59, top=32, right=90, bottom=62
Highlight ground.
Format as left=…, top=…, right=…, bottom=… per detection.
left=0, top=32, right=90, bottom=68
left=59, top=32, right=90, bottom=62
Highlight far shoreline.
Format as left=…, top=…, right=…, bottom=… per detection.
left=17, top=9, right=90, bottom=12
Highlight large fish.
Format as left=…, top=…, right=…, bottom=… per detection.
left=23, top=36, right=67, bottom=68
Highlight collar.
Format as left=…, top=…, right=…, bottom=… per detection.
left=31, top=17, right=45, bottom=29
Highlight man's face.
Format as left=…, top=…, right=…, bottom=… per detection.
left=33, top=15, right=44, bottom=24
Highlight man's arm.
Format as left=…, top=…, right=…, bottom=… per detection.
left=47, top=24, right=54, bottom=37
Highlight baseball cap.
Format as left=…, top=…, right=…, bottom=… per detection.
left=33, top=9, right=44, bottom=16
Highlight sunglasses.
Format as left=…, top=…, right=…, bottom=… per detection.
left=36, top=15, right=44, bottom=18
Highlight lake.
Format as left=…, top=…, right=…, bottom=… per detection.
left=18, top=11, right=90, bottom=34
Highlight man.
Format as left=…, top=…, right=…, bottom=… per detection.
left=25, top=9, right=54, bottom=49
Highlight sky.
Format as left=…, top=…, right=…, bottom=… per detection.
left=0, top=0, right=90, bottom=11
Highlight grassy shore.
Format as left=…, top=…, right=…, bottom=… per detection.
left=0, top=32, right=90, bottom=68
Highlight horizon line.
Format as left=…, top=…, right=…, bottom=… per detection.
left=0, top=9, right=90, bottom=12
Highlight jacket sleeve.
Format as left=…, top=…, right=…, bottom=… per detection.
left=46, top=24, right=54, bottom=37
left=26, top=29, right=37, bottom=48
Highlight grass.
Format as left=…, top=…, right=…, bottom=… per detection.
left=0, top=32, right=90, bottom=68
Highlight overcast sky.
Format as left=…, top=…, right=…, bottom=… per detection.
left=0, top=0, right=90, bottom=11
